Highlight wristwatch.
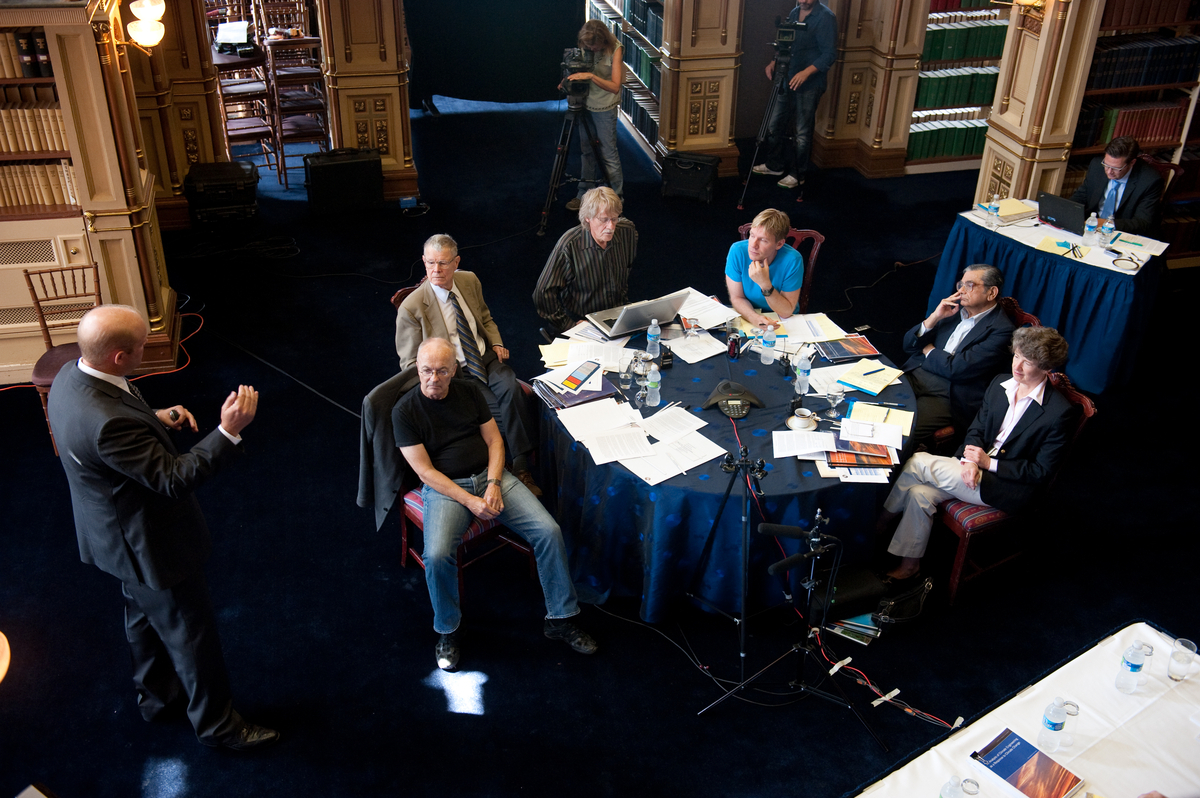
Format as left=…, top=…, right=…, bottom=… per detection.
left=762, top=285, right=776, bottom=297
left=486, top=478, right=502, bottom=487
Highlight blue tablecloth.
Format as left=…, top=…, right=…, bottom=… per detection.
left=934, top=215, right=1160, bottom=395
left=538, top=344, right=913, bottom=623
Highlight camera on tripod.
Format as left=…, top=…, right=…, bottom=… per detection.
left=771, top=21, right=807, bottom=72
left=560, top=47, right=597, bottom=112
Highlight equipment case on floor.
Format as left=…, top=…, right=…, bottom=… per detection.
left=661, top=152, right=720, bottom=203
left=304, top=148, right=384, bottom=214
left=183, top=161, right=259, bottom=222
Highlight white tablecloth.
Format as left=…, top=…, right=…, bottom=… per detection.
left=854, top=622, right=1200, bottom=798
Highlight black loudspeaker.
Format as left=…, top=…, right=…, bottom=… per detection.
left=183, top=161, right=259, bottom=222
left=661, top=151, right=720, bottom=203
left=303, top=148, right=384, bottom=214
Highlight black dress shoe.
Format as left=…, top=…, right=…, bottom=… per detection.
left=204, top=712, right=280, bottom=751
left=436, top=632, right=460, bottom=671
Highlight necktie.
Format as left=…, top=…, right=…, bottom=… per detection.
left=1100, top=181, right=1118, bottom=219
left=447, top=291, right=487, bottom=382
left=126, top=379, right=150, bottom=407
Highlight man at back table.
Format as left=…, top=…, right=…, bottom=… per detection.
left=397, top=234, right=540, bottom=495
left=394, top=338, right=598, bottom=671
left=534, top=186, right=637, bottom=336
left=1070, top=136, right=1164, bottom=236
left=725, top=208, right=803, bottom=328
left=901, top=263, right=1014, bottom=450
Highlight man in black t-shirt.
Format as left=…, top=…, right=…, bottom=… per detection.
left=393, top=338, right=598, bottom=671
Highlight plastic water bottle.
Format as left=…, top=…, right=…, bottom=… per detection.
left=987, top=194, right=1000, bottom=228
left=646, top=365, right=661, bottom=407
left=939, top=774, right=965, bottom=798
left=1100, top=216, right=1115, bottom=244
left=1084, top=212, right=1099, bottom=245
left=1116, top=640, right=1147, bottom=693
left=760, top=325, right=776, bottom=365
left=795, top=350, right=811, bottom=395
left=1037, top=697, right=1068, bottom=752
left=646, top=318, right=661, bottom=358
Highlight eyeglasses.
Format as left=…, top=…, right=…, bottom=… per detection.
left=1102, top=159, right=1131, bottom=174
left=418, top=367, right=452, bottom=378
left=956, top=280, right=981, bottom=292
left=592, top=216, right=619, bottom=226
left=423, top=258, right=457, bottom=268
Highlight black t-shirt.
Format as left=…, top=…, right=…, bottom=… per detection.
left=392, top=379, right=492, bottom=479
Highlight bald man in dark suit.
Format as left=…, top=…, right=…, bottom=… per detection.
left=47, top=304, right=277, bottom=750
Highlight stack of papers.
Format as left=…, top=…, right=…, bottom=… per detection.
left=680, top=289, right=739, bottom=330
left=771, top=414, right=903, bottom=483
left=666, top=331, right=727, bottom=363
left=837, top=360, right=904, bottom=396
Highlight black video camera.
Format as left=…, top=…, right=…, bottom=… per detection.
left=772, top=20, right=807, bottom=74
left=560, top=47, right=597, bottom=112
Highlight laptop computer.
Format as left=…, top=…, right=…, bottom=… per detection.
left=585, top=288, right=691, bottom=338
left=1037, top=191, right=1087, bottom=235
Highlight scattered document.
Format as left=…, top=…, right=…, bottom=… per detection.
left=839, top=418, right=903, bottom=449
left=849, top=402, right=914, bottom=437
left=657, top=431, right=727, bottom=473
left=582, top=426, right=654, bottom=465
left=619, top=452, right=680, bottom=486
left=838, top=468, right=892, bottom=483
left=666, top=331, right=727, bottom=363
left=637, top=405, right=707, bottom=444
left=680, top=289, right=739, bottom=329
left=555, top=397, right=640, bottom=441
left=563, top=320, right=630, bottom=347
left=836, top=359, right=903, bottom=396
left=539, top=338, right=572, bottom=368
left=809, top=362, right=857, bottom=396
left=534, top=361, right=603, bottom=395
left=1036, top=236, right=1091, bottom=259
left=780, top=313, right=847, bottom=344
left=773, top=430, right=836, bottom=459
left=1110, top=231, right=1168, bottom=257
left=567, top=342, right=626, bottom=372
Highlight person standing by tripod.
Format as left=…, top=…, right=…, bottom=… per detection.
left=752, top=0, right=837, bottom=198
left=563, top=20, right=624, bottom=211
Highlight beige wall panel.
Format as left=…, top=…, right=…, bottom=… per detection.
left=885, top=71, right=918, bottom=147
left=680, top=0, right=739, bottom=55
left=96, top=236, right=143, bottom=312
left=1044, top=3, right=1103, bottom=142
left=50, top=30, right=124, bottom=208
left=675, top=72, right=735, bottom=148
left=339, top=90, right=404, bottom=168
left=979, top=142, right=1019, bottom=200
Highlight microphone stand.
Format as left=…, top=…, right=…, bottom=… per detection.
left=686, top=445, right=768, bottom=685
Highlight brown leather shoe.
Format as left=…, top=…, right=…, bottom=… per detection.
left=514, top=469, right=543, bottom=497
left=205, top=711, right=280, bottom=751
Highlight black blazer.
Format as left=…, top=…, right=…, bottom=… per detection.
left=902, top=306, right=1015, bottom=428
left=1069, top=158, right=1164, bottom=236
left=955, top=374, right=1078, bottom=514
left=47, top=360, right=242, bottom=589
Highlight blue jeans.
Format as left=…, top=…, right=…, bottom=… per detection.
left=421, top=470, right=580, bottom=634
left=578, top=105, right=623, bottom=198
left=763, top=87, right=824, bottom=181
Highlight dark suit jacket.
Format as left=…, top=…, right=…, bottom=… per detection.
left=901, top=305, right=1015, bottom=428
left=1069, top=158, right=1164, bottom=236
left=395, top=271, right=504, bottom=369
left=357, top=366, right=420, bottom=531
left=47, top=360, right=242, bottom=590
left=956, top=375, right=1078, bottom=514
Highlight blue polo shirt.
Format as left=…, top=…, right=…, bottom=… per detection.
left=724, top=240, right=804, bottom=313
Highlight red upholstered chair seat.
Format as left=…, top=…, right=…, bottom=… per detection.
left=940, top=500, right=1009, bottom=532
left=399, top=488, right=536, bottom=605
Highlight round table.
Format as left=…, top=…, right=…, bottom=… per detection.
left=538, top=336, right=915, bottom=622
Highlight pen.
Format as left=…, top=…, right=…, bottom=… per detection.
left=1111, top=233, right=1122, bottom=244
left=863, top=367, right=884, bottom=375
left=1122, top=239, right=1144, bottom=247
left=866, top=401, right=906, bottom=407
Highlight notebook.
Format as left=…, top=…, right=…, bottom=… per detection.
left=585, top=289, right=690, bottom=338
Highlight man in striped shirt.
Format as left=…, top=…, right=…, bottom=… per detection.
left=534, top=187, right=638, bottom=335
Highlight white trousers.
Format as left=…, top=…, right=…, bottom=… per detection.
left=883, top=452, right=985, bottom=559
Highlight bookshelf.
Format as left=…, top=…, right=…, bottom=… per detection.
left=0, top=3, right=179, bottom=385
left=581, top=0, right=742, bottom=176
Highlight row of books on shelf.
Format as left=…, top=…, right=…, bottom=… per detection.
left=619, top=85, right=658, bottom=145
left=0, top=160, right=78, bottom=209
left=922, top=19, right=1008, bottom=63
left=927, top=9, right=1003, bottom=26
left=2, top=28, right=53, bottom=79
left=907, top=119, right=988, bottom=161
left=617, top=0, right=663, bottom=49
left=1060, top=166, right=1086, bottom=199
left=1160, top=213, right=1200, bottom=253
left=916, top=66, right=999, bottom=109
left=1073, top=98, right=1188, bottom=149
left=0, top=103, right=67, bottom=154
left=912, top=106, right=989, bottom=124
left=621, top=31, right=661, bottom=96
left=929, top=0, right=997, bottom=9
left=1086, top=34, right=1200, bottom=90
left=1099, top=0, right=1196, bottom=29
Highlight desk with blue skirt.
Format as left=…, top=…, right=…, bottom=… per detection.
left=537, top=338, right=914, bottom=623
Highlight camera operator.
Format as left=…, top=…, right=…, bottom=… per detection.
left=752, top=0, right=837, bottom=195
left=560, top=20, right=624, bottom=211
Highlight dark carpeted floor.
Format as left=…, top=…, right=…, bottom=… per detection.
left=1, top=96, right=1195, bottom=798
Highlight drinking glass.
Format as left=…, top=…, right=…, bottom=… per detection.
left=683, top=317, right=700, bottom=339
left=618, top=352, right=634, bottom=390
left=824, top=384, right=844, bottom=419
left=634, top=352, right=652, bottom=386
left=1169, top=638, right=1197, bottom=682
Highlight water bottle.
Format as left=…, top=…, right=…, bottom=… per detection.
left=1100, top=216, right=1115, bottom=244
left=1116, top=640, right=1146, bottom=693
left=646, top=365, right=661, bottom=407
left=1037, top=697, right=1068, bottom=752
left=795, top=350, right=811, bottom=395
left=987, top=194, right=1000, bottom=228
left=1084, top=212, right=1098, bottom=245
left=760, top=325, right=776, bottom=365
left=939, top=774, right=965, bottom=798
left=646, top=318, right=661, bottom=358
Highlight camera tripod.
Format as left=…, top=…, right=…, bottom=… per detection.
left=697, top=512, right=889, bottom=751
left=538, top=104, right=613, bottom=236
left=737, top=23, right=802, bottom=210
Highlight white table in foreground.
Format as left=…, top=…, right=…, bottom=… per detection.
left=852, top=622, right=1200, bottom=798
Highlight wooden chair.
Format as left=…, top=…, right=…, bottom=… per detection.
left=23, top=263, right=103, bottom=455
left=1137, top=153, right=1185, bottom=203
left=390, top=277, right=426, bottom=310
left=736, top=223, right=824, bottom=315
left=929, top=296, right=1041, bottom=453
left=937, top=372, right=1097, bottom=605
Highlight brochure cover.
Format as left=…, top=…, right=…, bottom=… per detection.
left=971, top=728, right=1083, bottom=798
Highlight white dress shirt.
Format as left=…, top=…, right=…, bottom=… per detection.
left=430, top=281, right=485, bottom=368
left=983, top=376, right=1047, bottom=472
left=920, top=303, right=996, bottom=355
